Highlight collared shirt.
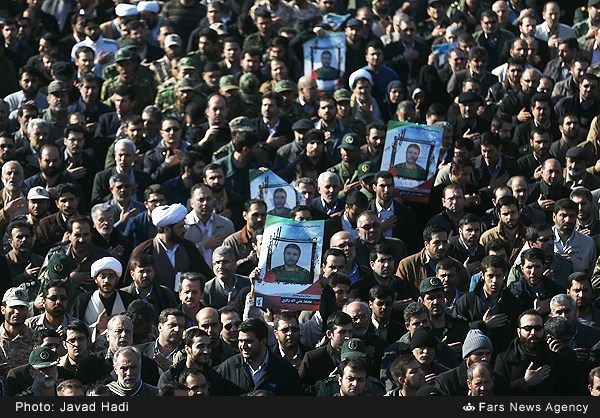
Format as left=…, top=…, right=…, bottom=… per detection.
left=340, top=213, right=359, bottom=239
left=245, top=349, right=269, bottom=386
left=156, top=238, right=180, bottom=269
left=553, top=226, right=596, bottom=274
left=197, top=212, right=215, bottom=264
left=153, top=338, right=178, bottom=361
left=375, top=200, right=394, bottom=238
left=320, top=197, right=341, bottom=216
left=371, top=316, right=388, bottom=342
left=217, top=276, right=242, bottom=302
left=263, top=117, right=280, bottom=134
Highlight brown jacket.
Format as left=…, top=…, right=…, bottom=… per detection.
left=480, top=221, right=527, bottom=265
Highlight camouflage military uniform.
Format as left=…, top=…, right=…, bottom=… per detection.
left=327, top=162, right=359, bottom=186
left=154, top=84, right=206, bottom=116
left=101, top=66, right=157, bottom=115
left=281, top=102, right=312, bottom=125
left=186, top=51, right=221, bottom=74
left=270, top=264, right=311, bottom=284
left=239, top=93, right=262, bottom=118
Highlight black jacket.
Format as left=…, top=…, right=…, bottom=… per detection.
left=434, top=361, right=513, bottom=396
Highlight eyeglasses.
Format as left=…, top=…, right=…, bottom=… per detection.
left=351, top=314, right=368, bottom=322
left=519, top=325, right=543, bottom=332
left=223, top=321, right=242, bottom=331
left=46, top=295, right=68, bottom=302
left=65, top=336, right=87, bottom=346
left=162, top=126, right=180, bottom=132
left=278, top=326, right=300, bottom=334
left=359, top=223, right=380, bottom=230
left=537, top=236, right=553, bottom=242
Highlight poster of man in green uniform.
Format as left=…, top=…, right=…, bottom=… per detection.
left=390, top=143, right=428, bottom=181
left=269, top=243, right=311, bottom=284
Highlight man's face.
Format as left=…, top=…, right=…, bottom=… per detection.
left=529, top=133, right=551, bottom=158
left=567, top=157, right=587, bottom=180
left=331, top=233, right=356, bottom=263
left=367, top=128, right=385, bottom=153
left=2, top=164, right=22, bottom=192
left=406, top=313, right=431, bottom=336
left=191, top=186, right=214, bottom=219
left=203, top=168, right=225, bottom=193
left=178, top=279, right=202, bottom=310
left=399, top=21, right=416, bottom=44
left=238, top=330, right=264, bottom=362
left=244, top=203, right=266, bottom=231
left=357, top=213, right=381, bottom=244
left=580, top=78, right=598, bottom=101
left=9, top=226, right=32, bottom=255
left=530, top=228, right=554, bottom=257
left=459, top=221, right=481, bottom=248
left=520, top=71, right=540, bottom=94
left=319, top=178, right=340, bottom=204
left=560, top=116, right=580, bottom=140
left=421, top=290, right=446, bottom=318
left=158, top=315, right=185, bottom=345
left=442, top=187, right=465, bottom=214
left=369, top=295, right=393, bottom=321
left=322, top=255, right=346, bottom=278
left=261, top=97, right=278, bottom=120
left=467, top=366, right=494, bottom=397
left=39, top=147, right=61, bottom=179
left=318, top=99, right=336, bottom=122
left=131, top=265, right=154, bottom=290
left=482, top=266, right=505, bottom=295
left=520, top=16, right=536, bottom=36
left=1, top=303, right=27, bottom=326
left=568, top=279, right=593, bottom=310
left=468, top=55, right=487, bottom=74
left=499, top=204, right=519, bottom=230
left=480, top=15, right=498, bottom=35
left=274, top=318, right=300, bottom=350
left=506, top=64, right=523, bottom=85
left=64, top=130, right=86, bottom=156
left=305, top=139, right=324, bottom=159
left=161, top=119, right=182, bottom=148
left=448, top=50, right=466, bottom=72
left=374, top=177, right=394, bottom=203
left=553, top=208, right=577, bottom=236
left=353, top=79, right=371, bottom=102
left=590, top=376, right=600, bottom=397
left=31, top=366, right=58, bottom=389
left=29, top=198, right=50, bottom=219
left=44, top=286, right=68, bottom=318
left=517, top=313, right=544, bottom=351
left=116, top=59, right=136, bottom=81
left=558, top=43, right=576, bottom=64
left=187, top=335, right=211, bottom=367
left=221, top=312, right=241, bottom=344
left=551, top=301, right=576, bottom=323
left=521, top=258, right=544, bottom=287
left=273, top=191, right=286, bottom=209
left=543, top=3, right=560, bottom=26
left=295, top=181, right=315, bottom=205
left=57, top=192, right=79, bottom=217
left=110, top=180, right=132, bottom=203
left=425, top=232, right=449, bottom=259
left=437, top=267, right=459, bottom=294
left=114, top=351, right=141, bottom=389
left=405, top=146, right=420, bottom=164
left=125, top=122, right=143, bottom=142
left=95, top=269, right=118, bottom=295
left=223, top=41, right=240, bottom=62
left=241, top=53, right=260, bottom=74
left=213, top=253, right=236, bottom=280
left=459, top=101, right=478, bottom=120
left=197, top=310, right=221, bottom=344
left=64, top=329, right=89, bottom=361
left=328, top=323, right=353, bottom=349
left=114, top=145, right=135, bottom=172
left=108, top=318, right=133, bottom=352
left=113, top=94, right=132, bottom=115
left=283, top=246, right=301, bottom=267
left=338, top=366, right=368, bottom=397
left=365, top=46, right=383, bottom=69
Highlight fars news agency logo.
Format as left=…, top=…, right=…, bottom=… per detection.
left=463, top=403, right=476, bottom=412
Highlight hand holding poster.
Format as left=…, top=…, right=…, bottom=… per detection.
left=431, top=42, right=458, bottom=68
left=250, top=168, right=305, bottom=218
left=381, top=121, right=443, bottom=203
left=254, top=215, right=324, bottom=311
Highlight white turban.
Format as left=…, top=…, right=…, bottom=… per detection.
left=91, top=257, right=123, bottom=277
left=152, top=203, right=187, bottom=228
left=349, top=69, right=373, bottom=90
left=115, top=3, right=138, bottom=17
left=137, top=1, right=160, bottom=13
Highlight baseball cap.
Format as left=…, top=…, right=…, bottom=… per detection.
left=164, top=34, right=182, bottom=48
left=45, top=252, right=78, bottom=281
left=341, top=338, right=367, bottom=359
left=229, top=116, right=253, bottom=132
left=176, top=78, right=195, bottom=91
left=419, top=276, right=444, bottom=294
left=219, top=75, right=239, bottom=92
left=114, top=48, right=134, bottom=63
left=177, top=57, right=196, bottom=71
left=339, top=132, right=365, bottom=151
left=274, top=79, right=296, bottom=93
left=357, top=160, right=377, bottom=180
left=2, top=287, right=29, bottom=307
left=47, top=80, right=68, bottom=95
left=346, top=18, right=364, bottom=28
left=27, top=186, right=51, bottom=200
left=333, top=88, right=351, bottom=102
left=292, top=118, right=314, bottom=133
left=29, top=346, right=59, bottom=370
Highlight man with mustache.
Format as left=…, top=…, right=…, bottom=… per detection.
left=16, top=346, right=60, bottom=396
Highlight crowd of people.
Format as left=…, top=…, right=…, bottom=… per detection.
left=2, top=0, right=600, bottom=398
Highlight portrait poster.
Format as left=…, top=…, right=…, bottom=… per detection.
left=303, top=31, right=346, bottom=95
left=431, top=42, right=457, bottom=68
left=250, top=169, right=305, bottom=218
left=380, top=121, right=443, bottom=204
left=254, top=215, right=324, bottom=311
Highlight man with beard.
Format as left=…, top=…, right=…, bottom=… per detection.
left=162, top=151, right=206, bottom=205
left=385, top=352, right=425, bottom=396
left=508, top=248, right=565, bottom=315
left=553, top=198, right=596, bottom=274
left=25, top=280, right=75, bottom=333
left=513, top=93, right=559, bottom=157
left=157, top=327, right=243, bottom=395
left=129, top=203, right=213, bottom=291
left=273, top=119, right=313, bottom=174
left=499, top=68, right=541, bottom=122
left=314, top=95, right=352, bottom=164
left=135, top=308, right=185, bottom=373
left=222, top=199, right=266, bottom=266
left=508, top=222, right=574, bottom=289
left=507, top=175, right=546, bottom=227
left=555, top=74, right=600, bottom=139
left=41, top=80, right=70, bottom=143
left=203, top=163, right=244, bottom=231
left=120, top=185, right=166, bottom=249
left=202, top=246, right=250, bottom=311
left=6, top=220, right=43, bottom=289
left=466, top=362, right=495, bottom=397
left=70, top=257, right=134, bottom=336
left=105, top=174, right=145, bottom=231
left=284, top=129, right=333, bottom=184
left=324, top=191, right=368, bottom=249
left=447, top=214, right=486, bottom=277
left=107, top=346, right=158, bottom=396
left=568, top=273, right=600, bottom=328
left=426, top=185, right=466, bottom=242
left=190, top=94, right=230, bottom=158
left=564, top=148, right=600, bottom=191
left=76, top=313, right=160, bottom=386
left=271, top=312, right=311, bottom=371
left=0, top=287, right=36, bottom=375
left=0, top=161, right=28, bottom=236
left=91, top=202, right=133, bottom=268
left=360, top=123, right=385, bottom=170
left=493, top=309, right=578, bottom=395
left=184, top=184, right=234, bottom=268
left=196, top=307, right=237, bottom=367
left=121, top=253, right=178, bottom=320
left=551, top=115, right=583, bottom=166
left=4, top=66, right=47, bottom=115
left=480, top=196, right=527, bottom=265
left=17, top=346, right=60, bottom=396
left=334, top=357, right=369, bottom=397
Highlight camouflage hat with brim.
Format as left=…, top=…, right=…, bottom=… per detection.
left=46, top=252, right=78, bottom=281
left=177, top=57, right=197, bottom=71
left=176, top=78, right=195, bottom=91
left=239, top=73, right=260, bottom=92
left=275, top=79, right=296, bottom=93
left=333, top=88, right=351, bottom=102
left=229, top=116, right=253, bottom=132
left=29, top=346, right=59, bottom=370
left=219, top=75, right=239, bottom=91
left=114, top=48, right=134, bottom=63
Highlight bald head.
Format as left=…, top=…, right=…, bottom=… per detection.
left=330, top=231, right=355, bottom=247
left=196, top=307, right=221, bottom=345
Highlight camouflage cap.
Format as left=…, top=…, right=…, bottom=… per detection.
left=333, top=88, right=351, bottom=102
left=219, top=74, right=239, bottom=92
left=274, top=79, right=296, bottom=93
left=2, top=287, right=29, bottom=307
left=177, top=57, right=196, bottom=71
left=45, top=252, right=78, bottom=281
left=239, top=73, right=260, bottom=92
left=229, top=116, right=254, bottom=132
left=29, top=346, right=59, bottom=370
left=114, top=48, right=134, bottom=63
left=357, top=160, right=377, bottom=180
left=176, top=78, right=195, bottom=91
left=338, top=132, right=365, bottom=151
left=47, top=80, right=68, bottom=95
left=120, top=37, right=141, bottom=48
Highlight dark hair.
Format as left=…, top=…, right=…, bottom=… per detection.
left=544, top=315, right=576, bottom=340
left=530, top=93, right=552, bottom=110
left=480, top=131, right=502, bottom=148
left=63, top=123, right=86, bottom=139
left=244, top=198, right=267, bottom=213
left=369, top=242, right=394, bottom=263
left=450, top=154, right=473, bottom=173
left=496, top=195, right=519, bottom=212
left=553, top=198, right=578, bottom=214
left=338, top=357, right=368, bottom=377
left=403, top=301, right=429, bottom=323
left=42, top=280, right=69, bottom=298
left=143, top=184, right=165, bottom=201
left=232, top=130, right=259, bottom=152
left=435, top=257, right=461, bottom=273
left=459, top=213, right=480, bottom=228
left=6, top=220, right=33, bottom=237
left=468, top=46, right=489, bottom=62
left=65, top=319, right=90, bottom=339
left=238, top=318, right=269, bottom=341
left=390, top=352, right=418, bottom=382
left=323, top=248, right=347, bottom=265
left=525, top=222, right=552, bottom=242
left=485, top=238, right=510, bottom=255
left=183, top=327, right=210, bottom=347
left=368, top=283, right=395, bottom=302
left=373, top=170, right=394, bottom=183
left=158, top=381, right=189, bottom=396
left=518, top=308, right=543, bottom=325
left=290, top=204, right=312, bottom=219
left=423, top=224, right=448, bottom=242
left=66, top=215, right=91, bottom=232
left=520, top=247, right=545, bottom=264
left=480, top=254, right=509, bottom=273
left=345, top=190, right=368, bottom=208
left=566, top=272, right=592, bottom=290
left=34, top=328, right=61, bottom=346
left=570, top=187, right=593, bottom=205
left=326, top=310, right=353, bottom=332
left=158, top=307, right=185, bottom=324
left=491, top=112, right=512, bottom=130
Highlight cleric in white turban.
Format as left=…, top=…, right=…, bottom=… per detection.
left=152, top=203, right=187, bottom=228
left=137, top=0, right=160, bottom=13
left=91, top=256, right=123, bottom=278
